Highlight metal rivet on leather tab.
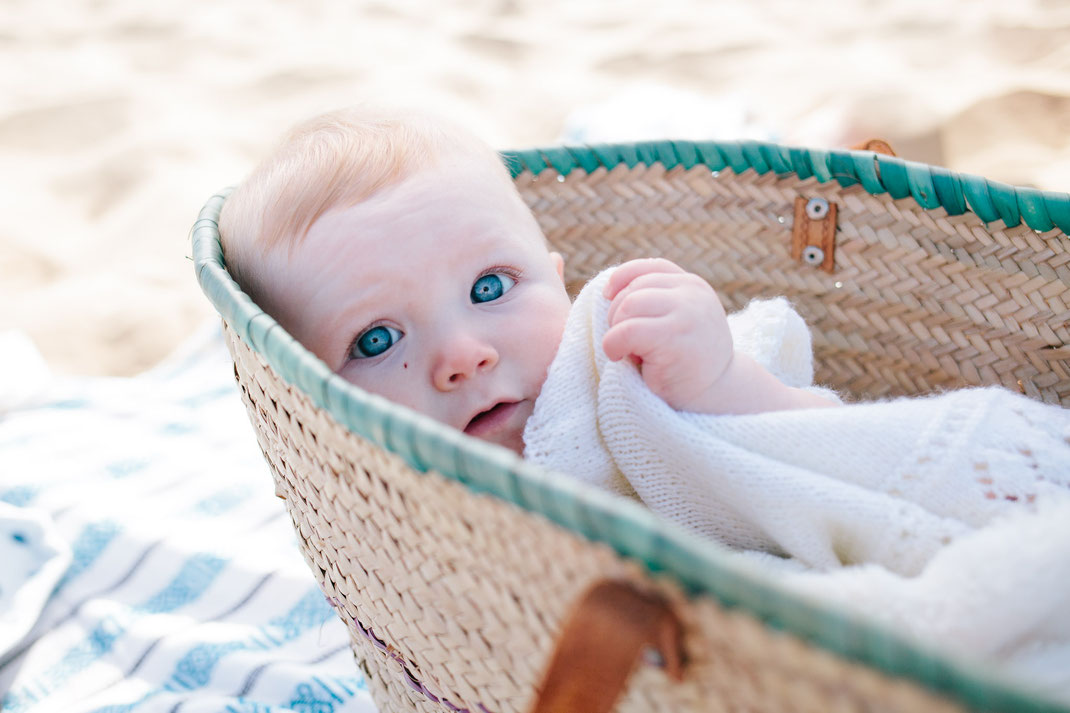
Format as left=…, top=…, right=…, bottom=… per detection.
left=802, top=246, right=825, bottom=265
left=791, top=196, right=838, bottom=274
left=642, top=646, right=666, bottom=667
left=806, top=197, right=829, bottom=220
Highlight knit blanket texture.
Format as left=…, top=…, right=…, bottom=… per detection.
left=524, top=269, right=1070, bottom=700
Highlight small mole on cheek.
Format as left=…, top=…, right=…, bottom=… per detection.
left=404, top=363, right=408, bottom=369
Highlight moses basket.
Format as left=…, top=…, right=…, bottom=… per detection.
left=192, top=139, right=1070, bottom=713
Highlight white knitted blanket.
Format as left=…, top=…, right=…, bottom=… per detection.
left=524, top=269, right=1070, bottom=699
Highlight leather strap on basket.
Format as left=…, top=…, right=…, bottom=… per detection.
left=527, top=580, right=685, bottom=713
left=850, top=138, right=897, bottom=156
left=788, top=138, right=895, bottom=274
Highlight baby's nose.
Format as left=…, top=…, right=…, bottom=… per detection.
left=432, top=337, right=498, bottom=391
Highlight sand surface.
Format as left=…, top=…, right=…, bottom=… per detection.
left=3, top=0, right=1069, bottom=376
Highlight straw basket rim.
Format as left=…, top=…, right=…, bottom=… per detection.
left=502, top=139, right=1070, bottom=234
left=190, top=139, right=1070, bottom=713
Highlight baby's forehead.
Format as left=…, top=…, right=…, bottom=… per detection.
left=349, top=160, right=529, bottom=227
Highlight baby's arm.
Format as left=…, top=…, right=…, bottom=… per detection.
left=602, top=259, right=838, bottom=415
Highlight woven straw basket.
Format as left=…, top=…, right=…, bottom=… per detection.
left=192, top=140, right=1070, bottom=713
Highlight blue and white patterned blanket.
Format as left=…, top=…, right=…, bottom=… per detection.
left=0, top=324, right=377, bottom=713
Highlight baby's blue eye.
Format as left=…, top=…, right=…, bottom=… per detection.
left=352, top=325, right=402, bottom=359
left=471, top=273, right=516, bottom=304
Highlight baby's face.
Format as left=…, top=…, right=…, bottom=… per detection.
left=260, top=155, right=572, bottom=453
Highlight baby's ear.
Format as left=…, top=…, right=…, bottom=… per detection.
left=550, top=251, right=565, bottom=280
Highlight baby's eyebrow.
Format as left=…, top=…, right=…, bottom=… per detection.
left=321, top=287, right=383, bottom=339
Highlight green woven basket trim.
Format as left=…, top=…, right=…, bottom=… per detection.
left=269, top=330, right=307, bottom=393
left=648, top=140, right=681, bottom=168
left=766, top=141, right=794, bottom=175
left=931, top=167, right=967, bottom=216
left=693, top=142, right=730, bottom=171
left=191, top=218, right=224, bottom=263
left=582, top=143, right=621, bottom=173
left=808, top=148, right=835, bottom=183
left=194, top=144, right=1070, bottom=713
left=245, top=313, right=277, bottom=357
left=988, top=180, right=1023, bottom=228
left=384, top=409, right=421, bottom=471
left=961, top=174, right=1001, bottom=224
left=337, top=383, right=391, bottom=448
left=851, top=152, right=888, bottom=195
left=658, top=141, right=680, bottom=166
left=1045, top=191, right=1070, bottom=233
left=615, top=142, right=642, bottom=169
left=828, top=150, right=861, bottom=188
left=570, top=145, right=604, bottom=174
left=875, top=154, right=911, bottom=199
left=581, top=143, right=643, bottom=171
left=904, top=160, right=941, bottom=210
left=207, top=275, right=258, bottom=340
left=718, top=142, right=751, bottom=175
left=459, top=438, right=527, bottom=501
left=500, top=151, right=527, bottom=179
left=513, top=466, right=560, bottom=528
left=669, top=140, right=700, bottom=170
left=1018, top=190, right=1055, bottom=233
left=631, top=141, right=659, bottom=167
left=543, top=146, right=577, bottom=174
left=297, top=355, right=334, bottom=413
left=503, top=141, right=1070, bottom=233
left=515, top=464, right=575, bottom=533
left=509, top=149, right=548, bottom=176
left=763, top=142, right=796, bottom=176
left=787, top=146, right=815, bottom=180
left=539, top=147, right=580, bottom=175
left=740, top=141, right=771, bottom=175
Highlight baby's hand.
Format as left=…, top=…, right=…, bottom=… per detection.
left=602, top=258, right=733, bottom=413
left=603, top=258, right=840, bottom=414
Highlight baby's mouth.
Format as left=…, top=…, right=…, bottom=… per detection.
left=464, top=401, right=521, bottom=437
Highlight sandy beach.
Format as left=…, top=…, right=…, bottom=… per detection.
left=2, top=0, right=1068, bottom=377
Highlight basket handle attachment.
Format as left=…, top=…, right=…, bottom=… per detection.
left=790, top=138, right=896, bottom=274
left=850, top=138, right=897, bottom=156
left=527, top=579, right=685, bottom=713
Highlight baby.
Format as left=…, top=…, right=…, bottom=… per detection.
left=220, top=107, right=1070, bottom=693
left=219, top=107, right=835, bottom=455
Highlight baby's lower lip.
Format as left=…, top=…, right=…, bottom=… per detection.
left=464, top=401, right=522, bottom=437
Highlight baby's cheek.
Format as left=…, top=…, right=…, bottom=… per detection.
left=538, top=290, right=571, bottom=335
left=528, top=293, right=571, bottom=375
left=340, top=366, right=412, bottom=410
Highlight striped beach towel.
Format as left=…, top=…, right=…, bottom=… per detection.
left=0, top=324, right=377, bottom=713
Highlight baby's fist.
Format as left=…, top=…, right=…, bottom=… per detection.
left=602, top=259, right=733, bottom=412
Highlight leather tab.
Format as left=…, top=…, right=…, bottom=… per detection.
left=527, top=580, right=684, bottom=713
left=791, top=196, right=838, bottom=274
left=851, top=138, right=897, bottom=156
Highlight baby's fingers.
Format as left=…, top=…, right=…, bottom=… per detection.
left=603, top=258, right=686, bottom=300
left=603, top=316, right=674, bottom=364
left=606, top=284, right=679, bottom=328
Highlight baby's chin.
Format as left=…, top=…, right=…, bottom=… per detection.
left=465, top=427, right=526, bottom=455
left=494, top=430, right=526, bottom=455
left=461, top=399, right=533, bottom=455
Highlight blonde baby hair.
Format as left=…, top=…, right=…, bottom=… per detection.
left=218, top=105, right=510, bottom=304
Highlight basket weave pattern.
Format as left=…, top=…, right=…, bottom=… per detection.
left=225, top=325, right=966, bottom=713
left=206, top=157, right=1070, bottom=713
left=523, top=164, right=1069, bottom=405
